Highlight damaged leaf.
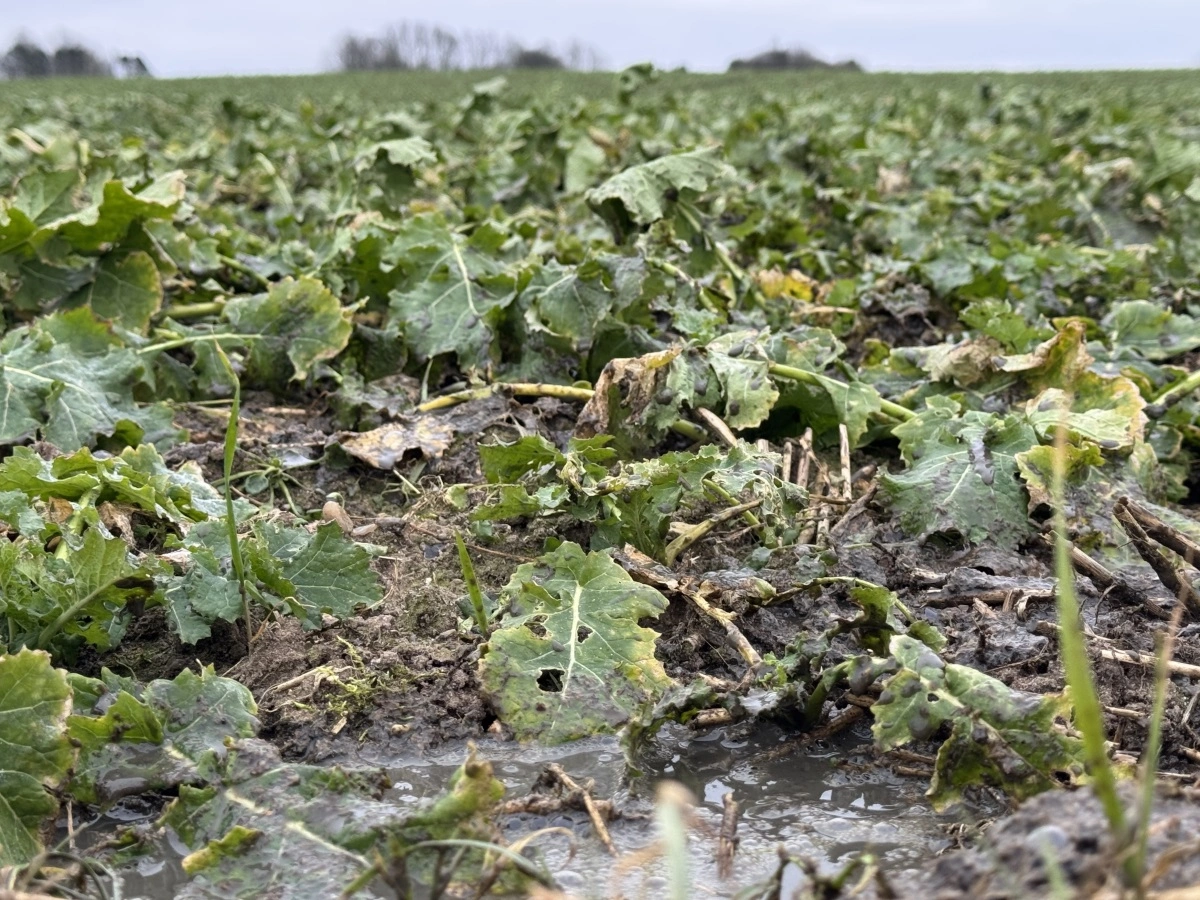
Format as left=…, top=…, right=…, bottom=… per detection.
left=882, top=402, right=1037, bottom=548
left=872, top=635, right=1086, bottom=810
left=0, top=648, right=74, bottom=866
left=480, top=542, right=671, bottom=743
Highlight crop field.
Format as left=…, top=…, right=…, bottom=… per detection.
left=1, top=66, right=1200, bottom=898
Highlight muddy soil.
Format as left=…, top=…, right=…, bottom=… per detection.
left=86, top=393, right=1200, bottom=897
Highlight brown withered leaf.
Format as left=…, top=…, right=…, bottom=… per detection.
left=574, top=348, right=680, bottom=454
left=335, top=394, right=511, bottom=470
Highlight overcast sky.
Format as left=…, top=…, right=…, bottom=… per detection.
left=5, top=0, right=1198, bottom=78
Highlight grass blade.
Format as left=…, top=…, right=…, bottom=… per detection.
left=1050, top=420, right=1129, bottom=857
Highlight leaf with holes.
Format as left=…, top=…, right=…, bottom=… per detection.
left=480, top=542, right=671, bottom=743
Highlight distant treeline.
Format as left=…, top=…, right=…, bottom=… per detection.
left=728, top=48, right=862, bottom=72
left=336, top=22, right=603, bottom=72
left=0, top=37, right=150, bottom=79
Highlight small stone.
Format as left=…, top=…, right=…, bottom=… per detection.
left=322, top=500, right=354, bottom=534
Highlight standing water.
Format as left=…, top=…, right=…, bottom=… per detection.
left=82, top=720, right=955, bottom=898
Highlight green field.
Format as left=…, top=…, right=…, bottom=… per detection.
left=2, top=66, right=1200, bottom=897
left=4, top=65, right=1200, bottom=106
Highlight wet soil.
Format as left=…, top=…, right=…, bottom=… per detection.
left=86, top=393, right=1200, bottom=897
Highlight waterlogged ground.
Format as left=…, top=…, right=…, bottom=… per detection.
left=80, top=724, right=957, bottom=898
left=2, top=67, right=1200, bottom=898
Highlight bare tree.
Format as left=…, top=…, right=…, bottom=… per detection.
left=1, top=37, right=120, bottom=79
left=564, top=40, right=604, bottom=71
left=461, top=29, right=504, bottom=68
left=116, top=55, right=152, bottom=78
left=509, top=46, right=565, bottom=69
left=53, top=43, right=112, bottom=77
left=432, top=27, right=459, bottom=70
left=728, top=48, right=862, bottom=72
left=333, top=22, right=603, bottom=73
left=1, top=38, right=52, bottom=79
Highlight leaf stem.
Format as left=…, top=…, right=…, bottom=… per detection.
left=664, top=498, right=762, bottom=566
left=418, top=382, right=596, bottom=412
left=159, top=300, right=226, bottom=320
left=1149, top=368, right=1200, bottom=414
left=219, top=254, right=270, bottom=288
left=417, top=381, right=709, bottom=443
left=702, top=478, right=766, bottom=536
left=214, top=345, right=254, bottom=651
left=136, top=334, right=260, bottom=355
left=767, top=362, right=915, bottom=422
left=37, top=574, right=127, bottom=649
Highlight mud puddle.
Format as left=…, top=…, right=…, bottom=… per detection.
left=79, top=720, right=954, bottom=898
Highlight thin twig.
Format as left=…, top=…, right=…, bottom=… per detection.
left=781, top=439, right=795, bottom=484
left=838, top=423, right=852, bottom=503
left=1117, top=497, right=1200, bottom=571
left=545, top=764, right=617, bottom=857
left=694, top=407, right=739, bottom=448
left=1047, top=535, right=1166, bottom=619
left=664, top=499, right=763, bottom=566
left=1114, top=499, right=1200, bottom=618
left=684, top=589, right=762, bottom=670
left=716, top=792, right=741, bottom=880
left=1098, top=647, right=1200, bottom=680
left=924, top=588, right=1054, bottom=609
left=829, top=484, right=878, bottom=544
left=795, top=428, right=813, bottom=489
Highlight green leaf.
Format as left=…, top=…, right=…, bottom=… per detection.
left=387, top=220, right=517, bottom=369
left=1103, top=300, right=1200, bottom=361
left=0, top=527, right=161, bottom=654
left=0, top=309, right=177, bottom=451
left=586, top=148, right=733, bottom=239
left=1024, top=383, right=1145, bottom=451
left=53, top=171, right=186, bottom=253
left=0, top=444, right=219, bottom=528
left=479, top=435, right=565, bottom=484
left=872, top=635, right=1085, bottom=810
left=143, top=666, right=258, bottom=762
left=358, top=137, right=436, bottom=178
left=706, top=333, right=779, bottom=430
left=162, top=557, right=244, bottom=645
left=882, top=406, right=1037, bottom=548
left=224, top=276, right=354, bottom=386
left=0, top=648, right=74, bottom=866
left=159, top=747, right=505, bottom=898
left=480, top=542, right=672, bottom=743
left=609, top=443, right=803, bottom=557
left=519, top=259, right=615, bottom=351
left=960, top=298, right=1051, bottom=353
left=67, top=666, right=257, bottom=807
left=247, top=522, right=382, bottom=627
left=74, top=250, right=163, bottom=334
left=0, top=489, right=44, bottom=537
